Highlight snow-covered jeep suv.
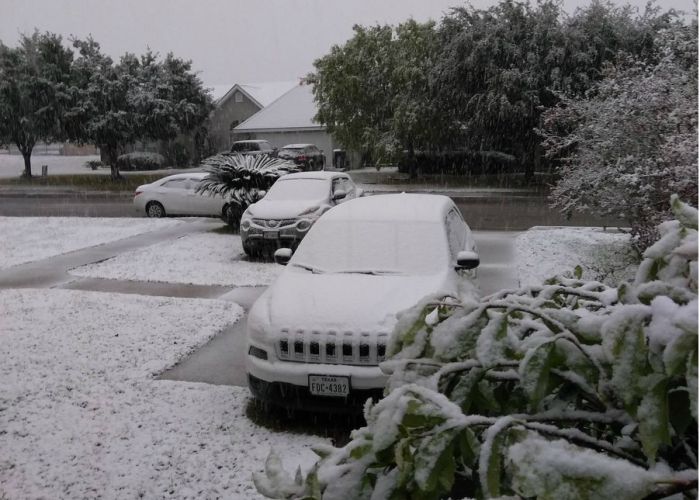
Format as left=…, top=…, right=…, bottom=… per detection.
left=245, top=194, right=480, bottom=411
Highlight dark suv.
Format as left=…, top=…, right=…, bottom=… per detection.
left=229, top=140, right=276, bottom=156
left=276, top=144, right=325, bottom=171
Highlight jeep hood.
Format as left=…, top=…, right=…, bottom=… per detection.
left=250, top=270, right=453, bottom=339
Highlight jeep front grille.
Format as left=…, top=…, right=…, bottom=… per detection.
left=276, top=329, right=389, bottom=366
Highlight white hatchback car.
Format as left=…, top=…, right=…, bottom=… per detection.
left=133, top=172, right=227, bottom=218
left=245, top=193, right=479, bottom=412
left=239, top=171, right=360, bottom=257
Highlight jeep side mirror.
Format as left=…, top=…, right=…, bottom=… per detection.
left=274, top=248, right=292, bottom=265
left=456, top=250, right=479, bottom=270
left=332, top=190, right=347, bottom=202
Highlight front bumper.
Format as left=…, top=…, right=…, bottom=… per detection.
left=246, top=351, right=388, bottom=412
left=248, top=374, right=383, bottom=413
left=240, top=218, right=315, bottom=252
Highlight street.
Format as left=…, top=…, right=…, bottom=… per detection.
left=0, top=189, right=615, bottom=230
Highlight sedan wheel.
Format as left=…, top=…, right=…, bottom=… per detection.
left=146, top=202, right=166, bottom=218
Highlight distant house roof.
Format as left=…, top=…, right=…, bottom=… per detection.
left=212, top=81, right=298, bottom=108
left=207, top=85, right=234, bottom=103
left=234, top=83, right=323, bottom=133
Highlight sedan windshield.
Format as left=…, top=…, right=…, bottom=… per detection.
left=291, top=220, right=449, bottom=275
left=265, top=179, right=329, bottom=201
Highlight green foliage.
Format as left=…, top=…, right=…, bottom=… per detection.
left=310, top=0, right=680, bottom=176
left=0, top=31, right=74, bottom=177
left=541, top=20, right=698, bottom=249
left=256, top=197, right=698, bottom=499
left=68, top=38, right=213, bottom=179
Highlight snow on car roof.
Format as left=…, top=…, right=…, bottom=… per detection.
left=157, top=172, right=209, bottom=181
left=233, top=140, right=269, bottom=144
left=326, top=193, right=455, bottom=223
left=277, top=171, right=346, bottom=181
left=280, top=144, right=312, bottom=149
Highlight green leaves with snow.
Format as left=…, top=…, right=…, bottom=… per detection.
left=519, top=341, right=555, bottom=410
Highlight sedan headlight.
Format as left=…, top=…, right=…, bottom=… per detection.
left=240, top=211, right=252, bottom=230
left=297, top=219, right=313, bottom=231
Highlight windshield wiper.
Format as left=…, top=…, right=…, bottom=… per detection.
left=291, top=263, right=326, bottom=274
left=335, top=269, right=404, bottom=276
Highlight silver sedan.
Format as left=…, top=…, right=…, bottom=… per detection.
left=133, top=172, right=228, bottom=218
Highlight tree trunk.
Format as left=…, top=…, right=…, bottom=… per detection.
left=408, top=141, right=417, bottom=180
left=21, top=150, right=33, bottom=178
left=102, top=145, right=122, bottom=180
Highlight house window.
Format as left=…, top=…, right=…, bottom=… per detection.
left=234, top=91, right=243, bottom=103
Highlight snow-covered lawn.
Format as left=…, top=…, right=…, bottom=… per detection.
left=0, top=154, right=101, bottom=178
left=70, top=232, right=283, bottom=286
left=515, top=226, right=638, bottom=287
left=0, top=217, right=180, bottom=270
left=0, top=289, right=326, bottom=499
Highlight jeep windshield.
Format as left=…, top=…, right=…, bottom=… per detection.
left=290, top=220, right=449, bottom=275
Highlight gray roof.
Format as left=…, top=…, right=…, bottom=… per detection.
left=234, top=84, right=324, bottom=132
left=214, top=81, right=297, bottom=108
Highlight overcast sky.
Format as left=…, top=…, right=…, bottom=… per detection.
left=1, top=0, right=695, bottom=89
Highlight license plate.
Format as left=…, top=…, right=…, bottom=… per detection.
left=308, top=375, right=350, bottom=397
left=263, top=231, right=279, bottom=239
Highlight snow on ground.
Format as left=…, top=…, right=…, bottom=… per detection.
left=0, top=217, right=181, bottom=270
left=70, top=232, right=283, bottom=286
left=0, top=154, right=101, bottom=178
left=0, top=289, right=327, bottom=499
left=0, top=154, right=193, bottom=179
left=515, top=226, right=638, bottom=287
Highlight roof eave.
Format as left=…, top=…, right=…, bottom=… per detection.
left=232, top=125, right=326, bottom=133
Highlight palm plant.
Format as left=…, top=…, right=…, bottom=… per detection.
left=197, top=153, right=299, bottom=228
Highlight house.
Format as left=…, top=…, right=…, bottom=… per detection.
left=233, top=82, right=342, bottom=167
left=207, top=81, right=297, bottom=153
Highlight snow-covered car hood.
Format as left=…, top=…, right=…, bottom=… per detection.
left=249, top=269, right=454, bottom=341
left=247, top=199, right=327, bottom=219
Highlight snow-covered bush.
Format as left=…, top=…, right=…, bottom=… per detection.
left=540, top=25, right=698, bottom=250
left=255, top=196, right=698, bottom=500
left=196, top=153, right=298, bottom=228
left=116, top=151, right=165, bottom=171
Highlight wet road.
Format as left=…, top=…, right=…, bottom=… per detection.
left=0, top=190, right=617, bottom=230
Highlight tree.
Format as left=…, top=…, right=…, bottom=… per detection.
left=431, top=0, right=679, bottom=178
left=196, top=153, right=299, bottom=229
left=0, top=31, right=74, bottom=177
left=541, top=22, right=698, bottom=249
left=69, top=38, right=213, bottom=179
left=310, top=24, right=396, bottom=166
left=310, top=20, right=443, bottom=177
left=254, top=197, right=698, bottom=500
